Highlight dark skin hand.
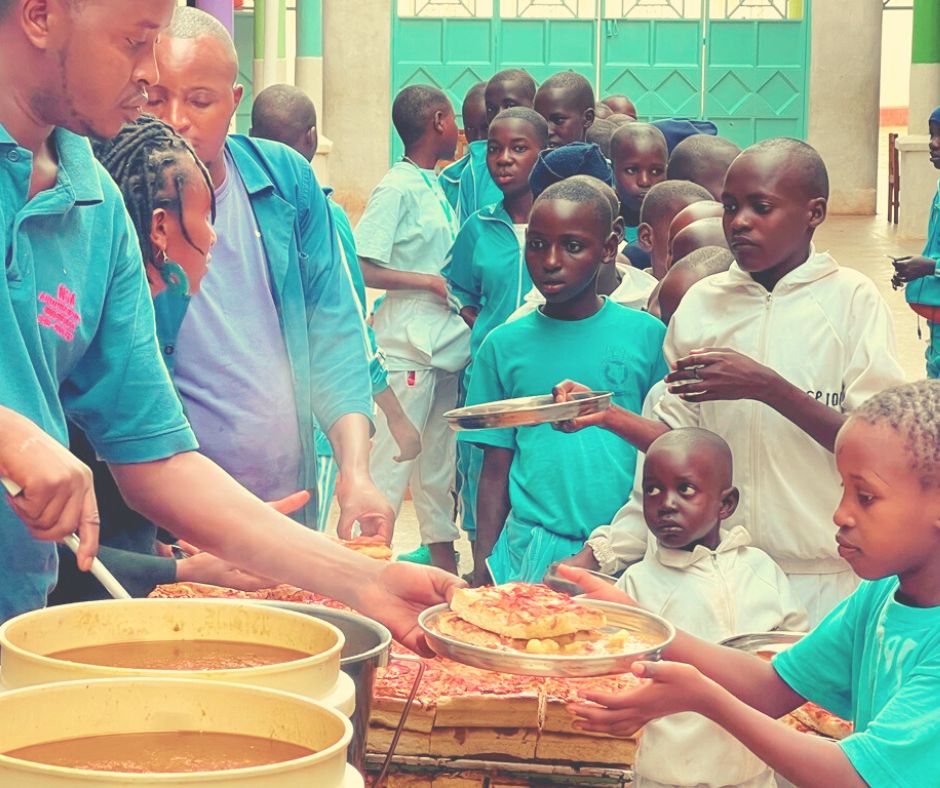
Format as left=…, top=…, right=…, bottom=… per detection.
left=891, top=255, right=936, bottom=288
left=665, top=348, right=846, bottom=452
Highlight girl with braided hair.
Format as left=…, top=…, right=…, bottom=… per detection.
left=52, top=116, right=273, bottom=603
left=94, top=114, right=216, bottom=301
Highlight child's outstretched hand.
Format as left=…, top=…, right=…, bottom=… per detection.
left=552, top=379, right=613, bottom=432
left=568, top=661, right=711, bottom=738
left=554, top=564, right=640, bottom=608
left=891, top=255, right=936, bottom=285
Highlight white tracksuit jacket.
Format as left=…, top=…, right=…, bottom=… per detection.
left=589, top=250, right=905, bottom=578
left=621, top=526, right=808, bottom=788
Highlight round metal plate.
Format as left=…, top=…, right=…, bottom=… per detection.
left=719, top=631, right=805, bottom=657
left=444, top=391, right=612, bottom=431
left=419, top=599, right=674, bottom=678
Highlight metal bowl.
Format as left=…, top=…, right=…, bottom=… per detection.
left=719, top=631, right=805, bottom=658
left=444, top=391, right=612, bottom=431
left=419, top=599, right=674, bottom=678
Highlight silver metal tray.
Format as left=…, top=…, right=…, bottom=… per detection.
left=444, top=391, right=612, bottom=431
left=419, top=599, right=674, bottom=677
left=720, top=631, right=805, bottom=658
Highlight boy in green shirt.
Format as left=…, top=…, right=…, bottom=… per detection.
left=462, top=176, right=666, bottom=585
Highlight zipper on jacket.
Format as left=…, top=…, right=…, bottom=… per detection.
left=749, top=291, right=773, bottom=551
left=711, top=553, right=736, bottom=632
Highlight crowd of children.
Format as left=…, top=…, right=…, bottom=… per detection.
left=1, top=2, right=938, bottom=782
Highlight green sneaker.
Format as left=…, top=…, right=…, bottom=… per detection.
left=396, top=544, right=432, bottom=565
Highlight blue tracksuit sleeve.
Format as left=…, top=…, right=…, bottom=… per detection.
left=442, top=219, right=482, bottom=314
left=299, top=175, right=374, bottom=434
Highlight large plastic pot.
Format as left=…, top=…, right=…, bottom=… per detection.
left=0, top=677, right=362, bottom=786
left=0, top=599, right=354, bottom=715
left=252, top=602, right=391, bottom=772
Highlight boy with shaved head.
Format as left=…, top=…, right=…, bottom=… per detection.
left=250, top=83, right=318, bottom=162
left=439, top=81, right=488, bottom=213
left=457, top=69, right=538, bottom=223
left=462, top=176, right=666, bottom=585
left=355, top=84, right=469, bottom=574
left=667, top=134, right=742, bottom=200
left=147, top=7, right=394, bottom=535
left=534, top=70, right=595, bottom=149
left=0, top=0, right=460, bottom=640
left=618, top=427, right=806, bottom=787
left=559, top=138, right=905, bottom=623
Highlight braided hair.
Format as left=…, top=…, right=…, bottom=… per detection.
left=94, top=115, right=215, bottom=269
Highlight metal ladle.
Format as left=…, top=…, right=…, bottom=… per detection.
left=2, top=476, right=131, bottom=600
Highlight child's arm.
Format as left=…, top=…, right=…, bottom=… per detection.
left=473, top=445, right=513, bottom=586
left=373, top=387, right=422, bottom=463
left=891, top=255, right=937, bottom=283
left=552, top=379, right=670, bottom=452
left=359, top=257, right=448, bottom=301
left=572, top=661, right=864, bottom=788
left=666, top=349, right=846, bottom=452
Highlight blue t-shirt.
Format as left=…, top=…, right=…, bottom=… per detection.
left=774, top=577, right=940, bottom=787
left=173, top=151, right=303, bottom=504
left=461, top=300, right=667, bottom=555
left=0, top=125, right=197, bottom=620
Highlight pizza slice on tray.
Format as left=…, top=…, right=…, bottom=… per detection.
left=449, top=583, right=607, bottom=640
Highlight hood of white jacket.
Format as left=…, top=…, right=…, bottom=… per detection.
left=651, top=524, right=753, bottom=568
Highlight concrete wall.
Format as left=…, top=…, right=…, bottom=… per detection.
left=322, top=0, right=392, bottom=220
left=880, top=8, right=912, bottom=112
left=807, top=0, right=883, bottom=215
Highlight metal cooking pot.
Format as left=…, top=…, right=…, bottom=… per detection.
left=252, top=602, right=391, bottom=772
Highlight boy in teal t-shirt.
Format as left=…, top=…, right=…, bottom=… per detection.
left=891, top=105, right=940, bottom=378
left=443, top=107, right=548, bottom=540
left=461, top=176, right=667, bottom=585
left=565, top=380, right=940, bottom=788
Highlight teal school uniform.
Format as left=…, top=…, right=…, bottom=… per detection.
left=456, top=140, right=502, bottom=225
left=439, top=153, right=470, bottom=213
left=460, top=300, right=668, bottom=582
left=773, top=577, right=940, bottom=788
left=443, top=201, right=529, bottom=536
left=904, top=179, right=940, bottom=378
left=0, top=124, right=197, bottom=620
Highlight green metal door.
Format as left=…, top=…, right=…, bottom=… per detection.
left=600, top=12, right=703, bottom=121
left=705, top=1, right=809, bottom=147
left=391, top=1, right=601, bottom=161
left=391, top=0, right=810, bottom=161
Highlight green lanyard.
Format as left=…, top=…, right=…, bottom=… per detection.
left=402, top=157, right=457, bottom=242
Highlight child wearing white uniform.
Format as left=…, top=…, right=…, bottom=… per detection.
left=558, top=139, right=905, bottom=623
left=620, top=428, right=807, bottom=788
left=356, top=85, right=470, bottom=573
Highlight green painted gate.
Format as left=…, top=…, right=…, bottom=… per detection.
left=391, top=0, right=810, bottom=159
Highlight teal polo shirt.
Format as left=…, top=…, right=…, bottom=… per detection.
left=0, top=123, right=197, bottom=621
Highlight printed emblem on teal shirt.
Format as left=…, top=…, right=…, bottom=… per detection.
left=603, top=350, right=629, bottom=393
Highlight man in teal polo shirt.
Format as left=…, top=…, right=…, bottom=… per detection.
left=0, top=0, right=460, bottom=649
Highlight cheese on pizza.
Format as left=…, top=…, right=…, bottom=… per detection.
left=449, top=583, right=607, bottom=639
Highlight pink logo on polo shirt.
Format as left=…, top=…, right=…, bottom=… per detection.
left=37, top=284, right=80, bottom=342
